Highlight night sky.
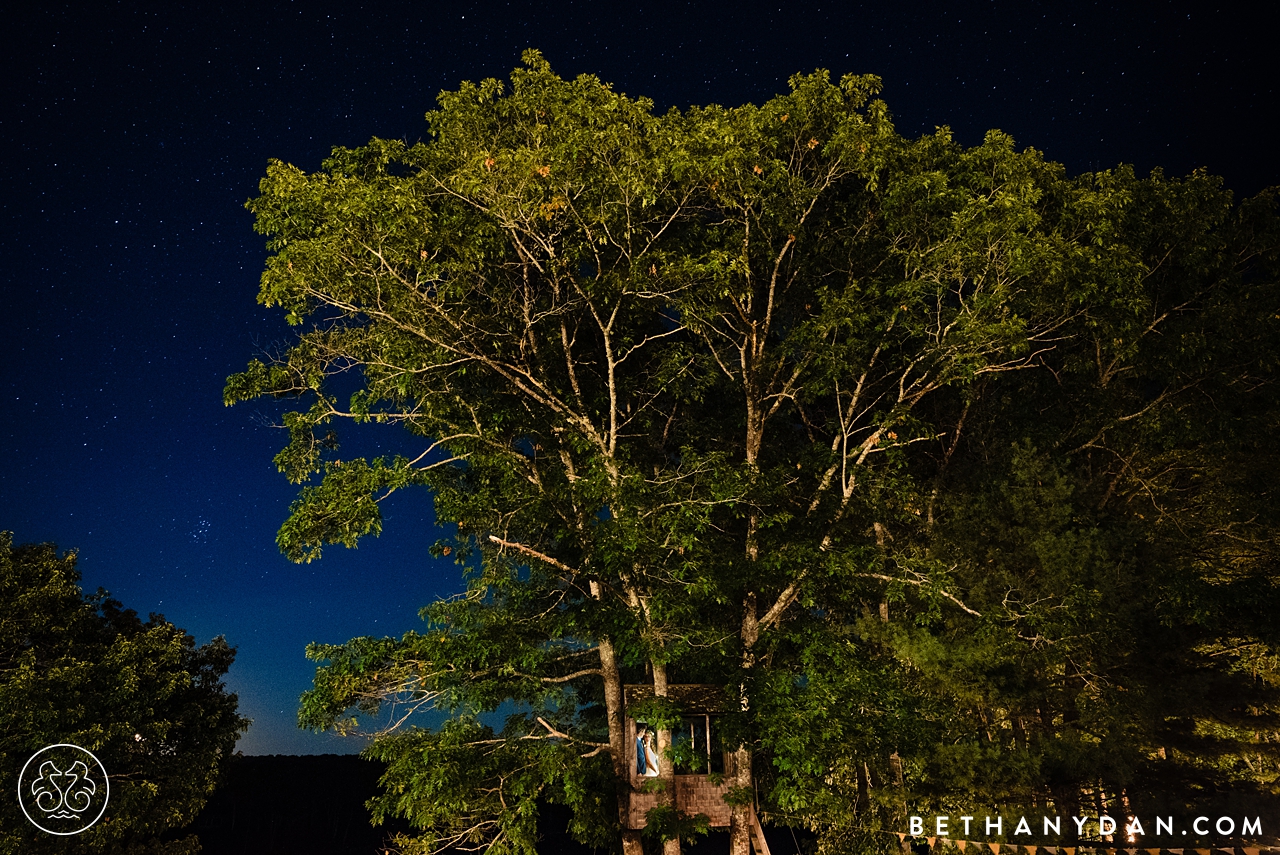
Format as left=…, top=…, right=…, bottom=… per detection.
left=3, top=1, right=1278, bottom=755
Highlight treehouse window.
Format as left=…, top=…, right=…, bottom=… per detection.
left=673, top=714, right=724, bottom=775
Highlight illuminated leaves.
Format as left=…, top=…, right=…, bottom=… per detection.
left=227, top=46, right=1280, bottom=853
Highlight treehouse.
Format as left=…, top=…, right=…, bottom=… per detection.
left=623, top=683, right=736, bottom=828
left=624, top=684, right=775, bottom=851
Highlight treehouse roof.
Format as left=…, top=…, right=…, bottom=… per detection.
left=623, top=683, right=731, bottom=715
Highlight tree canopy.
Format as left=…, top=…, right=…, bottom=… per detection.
left=0, top=533, right=248, bottom=855
left=227, top=51, right=1280, bottom=855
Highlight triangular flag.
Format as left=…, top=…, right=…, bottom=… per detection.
left=1244, top=848, right=1261, bottom=855
left=988, top=844, right=1001, bottom=855
left=927, top=838, right=937, bottom=849
left=957, top=842, right=969, bottom=852
left=1146, top=849, right=1162, bottom=855
left=897, top=834, right=907, bottom=842
left=1043, top=847, right=1058, bottom=855
left=1062, top=848, right=1075, bottom=855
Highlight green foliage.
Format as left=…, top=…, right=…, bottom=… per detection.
left=640, top=803, right=711, bottom=844
left=364, top=717, right=615, bottom=855
left=763, top=169, right=1280, bottom=852
left=296, top=544, right=623, bottom=852
left=0, top=533, right=248, bottom=855
left=625, top=696, right=684, bottom=732
left=229, top=49, right=1280, bottom=854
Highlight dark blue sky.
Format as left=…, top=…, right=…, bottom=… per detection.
left=3, top=1, right=1277, bottom=755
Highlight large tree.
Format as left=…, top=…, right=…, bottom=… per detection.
left=0, top=532, right=248, bottom=855
left=228, top=52, right=1280, bottom=855
left=753, top=173, right=1280, bottom=852
left=926, top=173, right=1280, bottom=830
left=651, top=108, right=1129, bottom=855
left=230, top=49, right=727, bottom=854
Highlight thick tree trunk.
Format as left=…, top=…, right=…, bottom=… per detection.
left=729, top=589, right=759, bottom=855
left=889, top=751, right=907, bottom=817
left=732, top=364, right=766, bottom=855
left=599, top=631, right=643, bottom=855
left=653, top=661, right=681, bottom=855
left=729, top=746, right=754, bottom=855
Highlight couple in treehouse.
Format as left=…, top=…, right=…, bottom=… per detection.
left=635, top=726, right=661, bottom=777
